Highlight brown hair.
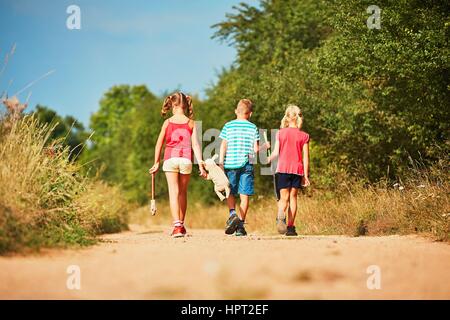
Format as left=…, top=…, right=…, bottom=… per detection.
left=161, top=92, right=194, bottom=119
left=236, top=99, right=253, bottom=114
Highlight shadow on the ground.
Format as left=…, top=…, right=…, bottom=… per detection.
left=136, top=230, right=163, bottom=235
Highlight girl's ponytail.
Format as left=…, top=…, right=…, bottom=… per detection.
left=161, top=92, right=194, bottom=118
left=161, top=95, right=173, bottom=117
left=185, top=95, right=194, bottom=119
left=281, top=114, right=290, bottom=129
left=281, top=105, right=303, bottom=129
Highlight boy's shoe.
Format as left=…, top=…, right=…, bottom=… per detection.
left=225, top=213, right=240, bottom=235
left=235, top=221, right=247, bottom=236
left=286, top=226, right=298, bottom=236
left=276, top=212, right=287, bottom=234
left=171, top=226, right=185, bottom=238
left=180, top=225, right=187, bottom=235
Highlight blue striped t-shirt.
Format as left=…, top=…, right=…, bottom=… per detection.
left=219, top=119, right=260, bottom=169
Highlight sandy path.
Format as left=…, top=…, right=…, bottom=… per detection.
left=0, top=225, right=449, bottom=299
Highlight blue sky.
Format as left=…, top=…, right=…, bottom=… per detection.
left=0, top=0, right=256, bottom=125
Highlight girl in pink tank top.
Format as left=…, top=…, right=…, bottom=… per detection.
left=149, top=92, right=206, bottom=238
left=164, top=121, right=193, bottom=161
left=268, top=105, right=310, bottom=237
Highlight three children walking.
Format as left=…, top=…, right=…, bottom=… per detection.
left=150, top=93, right=310, bottom=238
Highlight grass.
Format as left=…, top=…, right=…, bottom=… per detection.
left=132, top=160, right=449, bottom=242
left=0, top=115, right=129, bottom=254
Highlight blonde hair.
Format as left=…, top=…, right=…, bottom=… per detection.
left=161, top=92, right=194, bottom=119
left=236, top=99, right=253, bottom=114
left=281, top=105, right=303, bottom=129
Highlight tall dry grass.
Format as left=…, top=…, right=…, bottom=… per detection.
left=0, top=115, right=129, bottom=254
left=133, top=160, right=449, bottom=241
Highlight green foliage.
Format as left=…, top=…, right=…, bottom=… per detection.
left=33, top=105, right=89, bottom=160
left=209, top=0, right=449, bottom=184
left=82, top=85, right=161, bottom=203
left=0, top=116, right=129, bottom=254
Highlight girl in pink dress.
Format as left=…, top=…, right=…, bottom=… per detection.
left=269, top=105, right=310, bottom=236
left=149, top=92, right=206, bottom=238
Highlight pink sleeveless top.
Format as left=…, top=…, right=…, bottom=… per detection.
left=163, top=121, right=193, bottom=161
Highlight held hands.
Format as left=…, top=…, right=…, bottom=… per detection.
left=302, top=176, right=311, bottom=187
left=149, top=162, right=159, bottom=174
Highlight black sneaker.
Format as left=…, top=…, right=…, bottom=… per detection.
left=225, top=213, right=240, bottom=235
left=286, top=226, right=298, bottom=236
left=235, top=221, right=247, bottom=236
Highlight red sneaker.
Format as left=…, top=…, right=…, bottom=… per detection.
left=171, top=226, right=184, bottom=238
left=180, top=225, right=187, bottom=235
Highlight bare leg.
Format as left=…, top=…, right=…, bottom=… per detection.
left=227, top=194, right=236, bottom=211
left=276, top=188, right=290, bottom=234
left=178, top=173, right=191, bottom=223
left=239, top=194, right=249, bottom=221
left=277, top=188, right=290, bottom=218
left=165, top=172, right=180, bottom=223
left=288, top=188, right=298, bottom=226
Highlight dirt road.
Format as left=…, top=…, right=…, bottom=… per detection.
left=1, top=225, right=449, bottom=299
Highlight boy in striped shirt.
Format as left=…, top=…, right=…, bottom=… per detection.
left=219, top=99, right=269, bottom=236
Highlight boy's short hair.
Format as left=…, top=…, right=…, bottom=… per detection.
left=236, top=99, right=253, bottom=114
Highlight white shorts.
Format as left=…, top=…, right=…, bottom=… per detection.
left=163, top=157, right=193, bottom=174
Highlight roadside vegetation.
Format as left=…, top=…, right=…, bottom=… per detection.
left=0, top=112, right=129, bottom=254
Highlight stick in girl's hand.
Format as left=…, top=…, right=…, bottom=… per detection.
left=150, top=173, right=157, bottom=215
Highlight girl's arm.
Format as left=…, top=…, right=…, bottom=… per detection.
left=149, top=120, right=168, bottom=174
left=191, top=122, right=207, bottom=177
left=302, top=142, right=310, bottom=187
left=268, top=139, right=279, bottom=163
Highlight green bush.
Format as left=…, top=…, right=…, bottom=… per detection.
left=0, top=115, right=129, bottom=254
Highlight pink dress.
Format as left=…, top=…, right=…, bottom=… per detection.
left=276, top=128, right=310, bottom=175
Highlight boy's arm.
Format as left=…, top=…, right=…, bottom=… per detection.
left=253, top=140, right=270, bottom=153
left=253, top=140, right=259, bottom=154
left=218, top=123, right=228, bottom=170
left=254, top=141, right=271, bottom=153
left=254, top=130, right=269, bottom=153
left=219, top=139, right=227, bottom=170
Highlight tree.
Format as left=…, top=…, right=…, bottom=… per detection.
left=33, top=105, right=89, bottom=160
left=209, top=0, right=449, bottom=184
left=81, top=85, right=160, bottom=202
